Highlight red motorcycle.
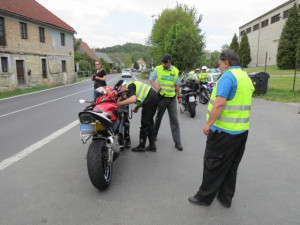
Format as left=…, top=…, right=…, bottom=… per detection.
left=78, top=86, right=131, bottom=190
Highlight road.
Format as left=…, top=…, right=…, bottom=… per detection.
left=0, top=74, right=300, bottom=225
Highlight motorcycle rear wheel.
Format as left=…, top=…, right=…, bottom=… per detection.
left=188, top=102, right=196, bottom=118
left=87, top=139, right=112, bottom=190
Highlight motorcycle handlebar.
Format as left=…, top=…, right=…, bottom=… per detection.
left=115, top=90, right=128, bottom=103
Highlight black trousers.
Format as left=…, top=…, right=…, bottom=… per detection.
left=140, top=90, right=158, bottom=139
left=195, top=130, right=249, bottom=204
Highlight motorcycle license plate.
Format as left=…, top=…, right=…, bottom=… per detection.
left=189, top=96, right=195, bottom=102
left=80, top=124, right=96, bottom=135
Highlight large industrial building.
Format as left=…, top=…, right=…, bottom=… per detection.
left=239, top=0, right=300, bottom=67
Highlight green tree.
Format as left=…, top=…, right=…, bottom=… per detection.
left=78, top=60, right=92, bottom=72
left=150, top=4, right=204, bottom=67
left=238, top=32, right=251, bottom=67
left=73, top=38, right=81, bottom=52
left=124, top=54, right=132, bottom=68
left=133, top=61, right=139, bottom=70
left=100, top=58, right=110, bottom=74
left=200, top=50, right=220, bottom=68
left=165, top=22, right=201, bottom=71
left=229, top=33, right=239, bottom=53
left=221, top=44, right=229, bottom=52
left=75, top=52, right=95, bottom=74
left=96, top=43, right=152, bottom=67
left=277, top=3, right=300, bottom=69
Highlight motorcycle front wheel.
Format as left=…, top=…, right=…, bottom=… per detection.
left=87, top=139, right=112, bottom=190
left=199, top=89, right=209, bottom=104
left=188, top=102, right=196, bottom=118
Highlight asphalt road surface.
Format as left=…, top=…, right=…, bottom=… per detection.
left=0, top=74, right=299, bottom=225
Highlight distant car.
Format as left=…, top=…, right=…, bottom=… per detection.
left=207, top=68, right=220, bottom=74
left=137, top=69, right=142, bottom=73
left=206, top=69, right=220, bottom=89
left=122, top=68, right=132, bottom=78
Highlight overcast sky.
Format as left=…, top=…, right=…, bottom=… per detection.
left=36, top=0, right=287, bottom=51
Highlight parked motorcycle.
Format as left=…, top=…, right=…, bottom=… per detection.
left=78, top=86, right=130, bottom=190
left=180, top=79, right=198, bottom=118
left=199, top=82, right=213, bottom=104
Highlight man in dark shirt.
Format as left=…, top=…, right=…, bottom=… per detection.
left=92, top=61, right=107, bottom=102
left=114, top=80, right=158, bottom=152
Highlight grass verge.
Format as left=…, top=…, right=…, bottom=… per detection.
left=254, top=88, right=300, bottom=103
left=136, top=72, right=150, bottom=80
left=0, top=83, right=65, bottom=99
left=244, top=65, right=299, bottom=75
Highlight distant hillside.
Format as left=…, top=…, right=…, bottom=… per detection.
left=95, top=43, right=151, bottom=54
left=95, top=43, right=152, bottom=68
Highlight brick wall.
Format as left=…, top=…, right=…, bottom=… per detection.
left=0, top=16, right=75, bottom=92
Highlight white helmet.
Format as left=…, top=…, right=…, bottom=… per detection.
left=202, top=66, right=208, bottom=70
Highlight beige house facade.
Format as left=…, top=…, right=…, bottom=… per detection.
left=239, top=0, right=300, bottom=67
left=0, top=0, right=76, bottom=92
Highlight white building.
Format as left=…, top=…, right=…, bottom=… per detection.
left=239, top=0, right=300, bottom=67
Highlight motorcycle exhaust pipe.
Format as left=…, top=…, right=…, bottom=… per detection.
left=106, top=136, right=114, bottom=148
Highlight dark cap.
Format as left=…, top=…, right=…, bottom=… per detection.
left=161, top=54, right=171, bottom=63
left=114, top=79, right=125, bottom=90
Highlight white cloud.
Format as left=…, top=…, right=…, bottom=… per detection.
left=36, top=0, right=287, bottom=51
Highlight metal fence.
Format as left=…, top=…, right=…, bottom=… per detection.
left=76, top=71, right=91, bottom=78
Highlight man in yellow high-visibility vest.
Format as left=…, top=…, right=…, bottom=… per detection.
left=188, top=50, right=254, bottom=208
left=149, top=54, right=183, bottom=151
left=115, top=80, right=158, bottom=152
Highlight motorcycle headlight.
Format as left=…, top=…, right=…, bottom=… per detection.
left=79, top=112, right=94, bottom=124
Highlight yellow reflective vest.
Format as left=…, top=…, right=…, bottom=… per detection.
left=126, top=81, right=151, bottom=106
left=156, top=65, right=179, bottom=97
left=200, top=72, right=208, bottom=83
left=188, top=71, right=196, bottom=80
left=207, top=68, right=254, bottom=131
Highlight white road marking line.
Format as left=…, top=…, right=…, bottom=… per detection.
left=0, top=120, right=79, bottom=171
left=0, top=76, right=122, bottom=119
left=0, top=89, right=92, bottom=118
left=0, top=80, right=90, bottom=101
left=0, top=75, right=122, bottom=171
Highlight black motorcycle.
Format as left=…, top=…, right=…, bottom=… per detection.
left=180, top=79, right=198, bottom=118
left=198, top=83, right=212, bottom=104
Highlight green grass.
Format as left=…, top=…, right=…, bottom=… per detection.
left=76, top=76, right=90, bottom=82
left=136, top=71, right=150, bottom=80
left=268, top=75, right=300, bottom=90
left=244, top=65, right=299, bottom=75
left=253, top=75, right=300, bottom=103
left=255, top=88, right=300, bottom=103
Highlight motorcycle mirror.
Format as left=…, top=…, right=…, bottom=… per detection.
left=79, top=99, right=86, bottom=103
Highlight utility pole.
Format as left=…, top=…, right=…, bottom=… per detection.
left=264, top=52, right=268, bottom=72
left=293, top=48, right=298, bottom=92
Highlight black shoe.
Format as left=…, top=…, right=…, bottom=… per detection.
left=175, top=142, right=183, bottom=151
left=188, top=196, right=209, bottom=206
left=216, top=195, right=231, bottom=208
left=124, top=139, right=131, bottom=149
left=145, top=145, right=156, bottom=152
left=132, top=145, right=146, bottom=152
